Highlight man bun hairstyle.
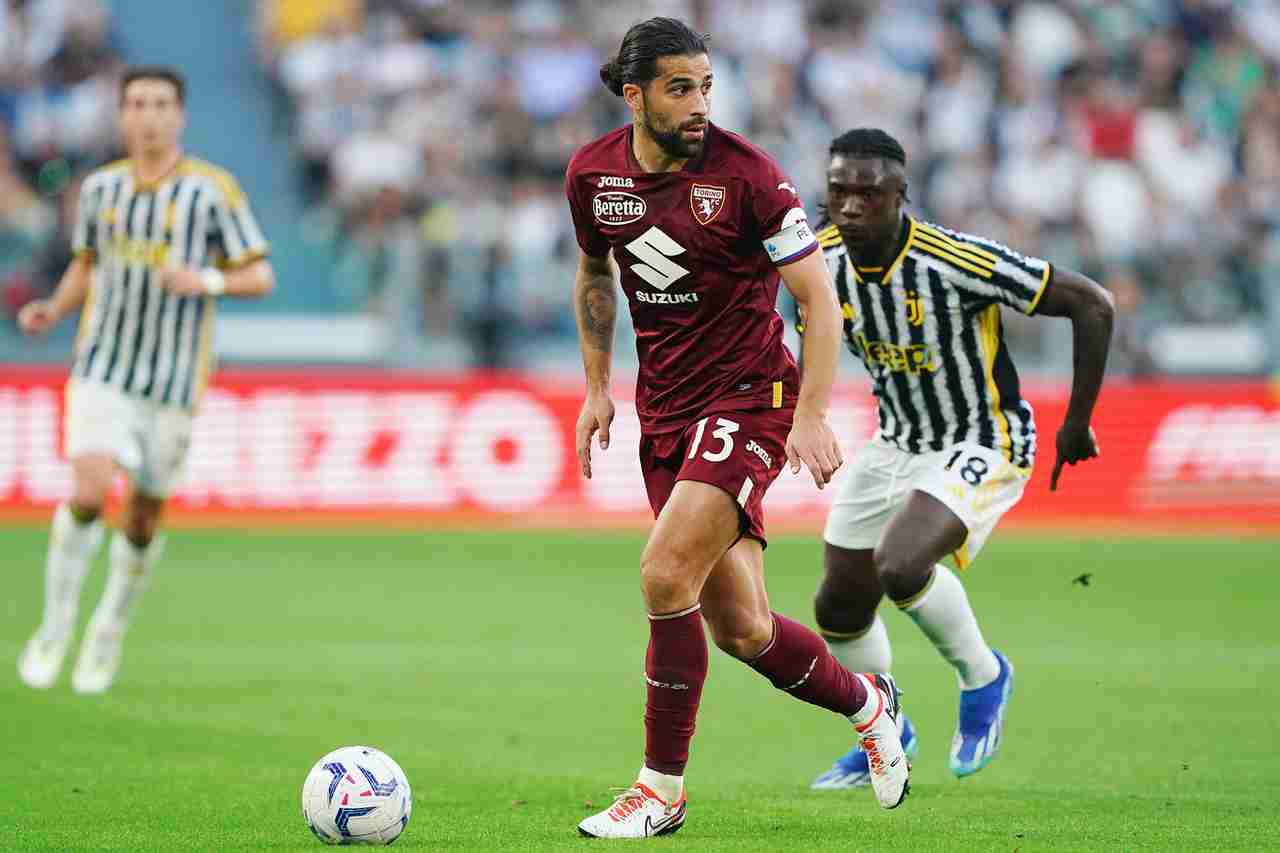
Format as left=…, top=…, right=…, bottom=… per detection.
left=599, top=17, right=710, bottom=97
left=829, top=127, right=906, bottom=166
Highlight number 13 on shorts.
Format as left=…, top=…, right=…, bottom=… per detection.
left=688, top=417, right=740, bottom=462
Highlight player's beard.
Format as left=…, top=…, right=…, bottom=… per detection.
left=641, top=98, right=704, bottom=160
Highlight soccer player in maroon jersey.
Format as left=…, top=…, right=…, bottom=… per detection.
left=565, top=18, right=909, bottom=838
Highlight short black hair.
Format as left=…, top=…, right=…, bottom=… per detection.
left=120, top=66, right=186, bottom=105
left=599, top=17, right=710, bottom=97
left=829, top=128, right=906, bottom=166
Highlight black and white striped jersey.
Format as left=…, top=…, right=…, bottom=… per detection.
left=806, top=216, right=1051, bottom=467
left=70, top=157, right=269, bottom=409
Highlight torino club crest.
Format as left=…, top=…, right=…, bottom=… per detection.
left=690, top=184, right=726, bottom=225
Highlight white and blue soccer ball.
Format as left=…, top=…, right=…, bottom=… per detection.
left=302, top=746, right=412, bottom=845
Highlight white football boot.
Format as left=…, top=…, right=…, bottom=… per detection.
left=854, top=673, right=911, bottom=809
left=17, top=627, right=75, bottom=689
left=577, top=783, right=686, bottom=838
left=70, top=617, right=126, bottom=695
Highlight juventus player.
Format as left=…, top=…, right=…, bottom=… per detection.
left=801, top=129, right=1113, bottom=788
left=566, top=20, right=909, bottom=839
left=16, top=67, right=274, bottom=694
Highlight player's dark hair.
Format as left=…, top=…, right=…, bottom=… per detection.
left=829, top=128, right=906, bottom=166
left=599, top=17, right=710, bottom=97
left=120, top=66, right=186, bottom=105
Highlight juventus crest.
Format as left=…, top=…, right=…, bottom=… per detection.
left=690, top=184, right=726, bottom=225
left=905, top=290, right=924, bottom=326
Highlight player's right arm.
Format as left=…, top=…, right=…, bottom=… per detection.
left=20, top=173, right=99, bottom=336
left=17, top=251, right=92, bottom=336
left=1031, top=266, right=1115, bottom=491
left=572, top=247, right=618, bottom=479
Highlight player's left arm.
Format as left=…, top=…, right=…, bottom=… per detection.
left=161, top=257, right=275, bottom=298
left=161, top=173, right=275, bottom=299
left=778, top=249, right=844, bottom=488
left=1032, top=266, right=1116, bottom=491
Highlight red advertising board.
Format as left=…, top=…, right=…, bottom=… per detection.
left=1, top=366, right=1277, bottom=530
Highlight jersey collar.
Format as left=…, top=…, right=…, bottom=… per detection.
left=851, top=214, right=916, bottom=286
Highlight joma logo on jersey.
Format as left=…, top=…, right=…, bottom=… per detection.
left=594, top=191, right=646, bottom=225
left=745, top=440, right=772, bottom=467
left=854, top=333, right=939, bottom=375
left=106, top=234, right=170, bottom=268
left=597, top=175, right=634, bottom=188
left=690, top=184, right=725, bottom=225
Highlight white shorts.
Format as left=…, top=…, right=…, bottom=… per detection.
left=64, top=380, right=194, bottom=498
left=823, top=439, right=1031, bottom=569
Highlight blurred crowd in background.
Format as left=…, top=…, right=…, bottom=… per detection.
left=0, top=0, right=118, bottom=323
left=2, top=0, right=1279, bottom=374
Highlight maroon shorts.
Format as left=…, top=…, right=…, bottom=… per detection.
left=639, top=405, right=794, bottom=546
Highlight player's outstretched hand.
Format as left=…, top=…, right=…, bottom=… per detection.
left=1050, top=422, right=1099, bottom=491
left=575, top=392, right=615, bottom=479
left=785, top=407, right=843, bottom=489
left=17, top=299, right=59, bottom=336
left=159, top=265, right=208, bottom=296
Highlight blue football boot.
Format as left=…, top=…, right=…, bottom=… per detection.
left=950, top=650, right=1014, bottom=777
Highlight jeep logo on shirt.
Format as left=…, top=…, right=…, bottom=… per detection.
left=593, top=191, right=646, bottom=226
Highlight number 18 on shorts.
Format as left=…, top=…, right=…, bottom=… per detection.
left=824, top=440, right=1031, bottom=569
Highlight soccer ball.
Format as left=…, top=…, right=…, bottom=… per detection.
left=302, top=746, right=412, bottom=845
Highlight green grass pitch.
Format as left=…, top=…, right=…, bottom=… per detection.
left=2, top=526, right=1277, bottom=851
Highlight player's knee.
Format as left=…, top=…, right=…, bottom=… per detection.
left=70, top=484, right=108, bottom=517
left=873, top=547, right=931, bottom=603
left=639, top=549, right=699, bottom=613
left=122, top=500, right=163, bottom=548
left=68, top=492, right=106, bottom=520
left=813, top=583, right=876, bottom=636
left=70, top=456, right=113, bottom=512
left=122, top=518, right=156, bottom=548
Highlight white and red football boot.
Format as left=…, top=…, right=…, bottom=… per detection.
left=577, top=783, right=686, bottom=839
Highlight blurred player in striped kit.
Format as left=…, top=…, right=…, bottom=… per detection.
left=16, top=67, right=274, bottom=694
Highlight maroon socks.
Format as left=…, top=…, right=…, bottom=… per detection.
left=748, top=612, right=869, bottom=715
left=643, top=605, right=708, bottom=775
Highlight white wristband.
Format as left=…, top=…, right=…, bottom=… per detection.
left=201, top=268, right=226, bottom=296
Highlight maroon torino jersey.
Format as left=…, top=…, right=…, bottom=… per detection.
left=566, top=122, right=819, bottom=435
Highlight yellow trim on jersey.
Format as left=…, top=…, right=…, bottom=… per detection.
left=219, top=248, right=270, bottom=271
left=915, top=241, right=995, bottom=280
left=818, top=223, right=843, bottom=249
left=772, top=381, right=783, bottom=408
left=979, top=305, right=1013, bottom=458
left=191, top=296, right=217, bottom=408
left=915, top=222, right=998, bottom=264
left=1024, top=263, right=1052, bottom=315
left=180, top=158, right=246, bottom=208
left=132, top=156, right=185, bottom=193
left=881, top=217, right=916, bottom=284
left=913, top=227, right=997, bottom=270
left=855, top=265, right=883, bottom=272
left=952, top=536, right=972, bottom=571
